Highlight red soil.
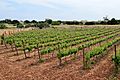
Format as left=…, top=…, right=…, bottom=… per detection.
left=0, top=43, right=117, bottom=80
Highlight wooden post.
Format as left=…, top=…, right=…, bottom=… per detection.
left=58, top=44, right=62, bottom=66
left=83, top=48, right=86, bottom=69
left=114, top=45, right=118, bottom=76
left=59, top=58, right=62, bottom=66
left=115, top=45, right=117, bottom=59
left=1, top=34, right=4, bottom=45
left=13, top=39, right=18, bottom=55
left=11, top=41, right=14, bottom=52
left=51, top=45, right=54, bottom=58
left=4, top=41, right=8, bottom=49
left=22, top=40, right=27, bottom=58
left=1, top=33, right=8, bottom=48
left=74, top=53, right=76, bottom=59
left=52, top=52, right=54, bottom=58
left=37, top=44, right=41, bottom=60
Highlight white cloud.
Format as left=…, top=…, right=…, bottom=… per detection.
left=1, top=0, right=120, bottom=20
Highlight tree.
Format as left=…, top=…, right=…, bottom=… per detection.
left=57, top=20, right=62, bottom=24
left=107, top=18, right=118, bottom=25
left=85, top=22, right=95, bottom=25
left=38, top=21, right=45, bottom=23
left=12, top=20, right=20, bottom=25
left=111, top=18, right=118, bottom=25
left=117, top=20, right=120, bottom=24
left=73, top=21, right=79, bottom=25
left=24, top=20, right=30, bottom=24
left=5, top=19, right=12, bottom=24
left=100, top=21, right=106, bottom=25
left=45, top=19, right=52, bottom=24
left=31, top=20, right=37, bottom=23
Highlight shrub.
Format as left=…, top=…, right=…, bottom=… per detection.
left=52, top=21, right=61, bottom=25
left=36, top=23, right=50, bottom=29
left=17, top=23, right=24, bottom=28
left=0, top=23, right=7, bottom=29
left=85, top=22, right=95, bottom=25
left=25, top=24, right=32, bottom=28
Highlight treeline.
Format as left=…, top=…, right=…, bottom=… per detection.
left=0, top=18, right=120, bottom=29
left=0, top=19, right=52, bottom=29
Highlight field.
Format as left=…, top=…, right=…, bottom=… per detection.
left=0, top=26, right=120, bottom=80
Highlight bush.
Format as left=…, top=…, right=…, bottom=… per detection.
left=17, top=23, right=24, bottom=28
left=25, top=24, right=32, bottom=28
left=0, top=23, right=7, bottom=29
left=36, top=23, right=50, bottom=29
left=63, top=21, right=79, bottom=25
left=85, top=22, right=95, bottom=25
left=52, top=21, right=61, bottom=25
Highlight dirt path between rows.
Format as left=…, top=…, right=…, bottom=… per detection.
left=0, top=43, right=118, bottom=80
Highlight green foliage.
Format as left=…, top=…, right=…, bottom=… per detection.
left=31, top=20, right=37, bottom=23
left=36, top=23, right=50, bottom=29
left=85, top=37, right=120, bottom=61
left=112, top=51, right=120, bottom=66
left=1, top=17, right=120, bottom=25
left=85, top=22, right=95, bottom=25
left=45, top=19, right=52, bottom=24
left=0, top=23, right=7, bottom=29
left=52, top=21, right=61, bottom=25
left=112, top=50, right=120, bottom=75
left=17, top=23, right=24, bottom=28
left=63, top=21, right=80, bottom=25
left=40, top=47, right=54, bottom=55
left=24, top=20, right=30, bottom=24
left=12, top=20, right=20, bottom=25
left=4, top=27, right=120, bottom=63
left=107, top=18, right=118, bottom=25
left=57, top=48, right=78, bottom=59
left=24, top=24, right=31, bottom=28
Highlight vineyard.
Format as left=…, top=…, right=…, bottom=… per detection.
left=0, top=27, right=120, bottom=80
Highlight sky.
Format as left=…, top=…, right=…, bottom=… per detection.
left=0, top=0, right=120, bottom=21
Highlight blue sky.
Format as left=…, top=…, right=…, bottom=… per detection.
left=0, top=0, right=120, bottom=21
